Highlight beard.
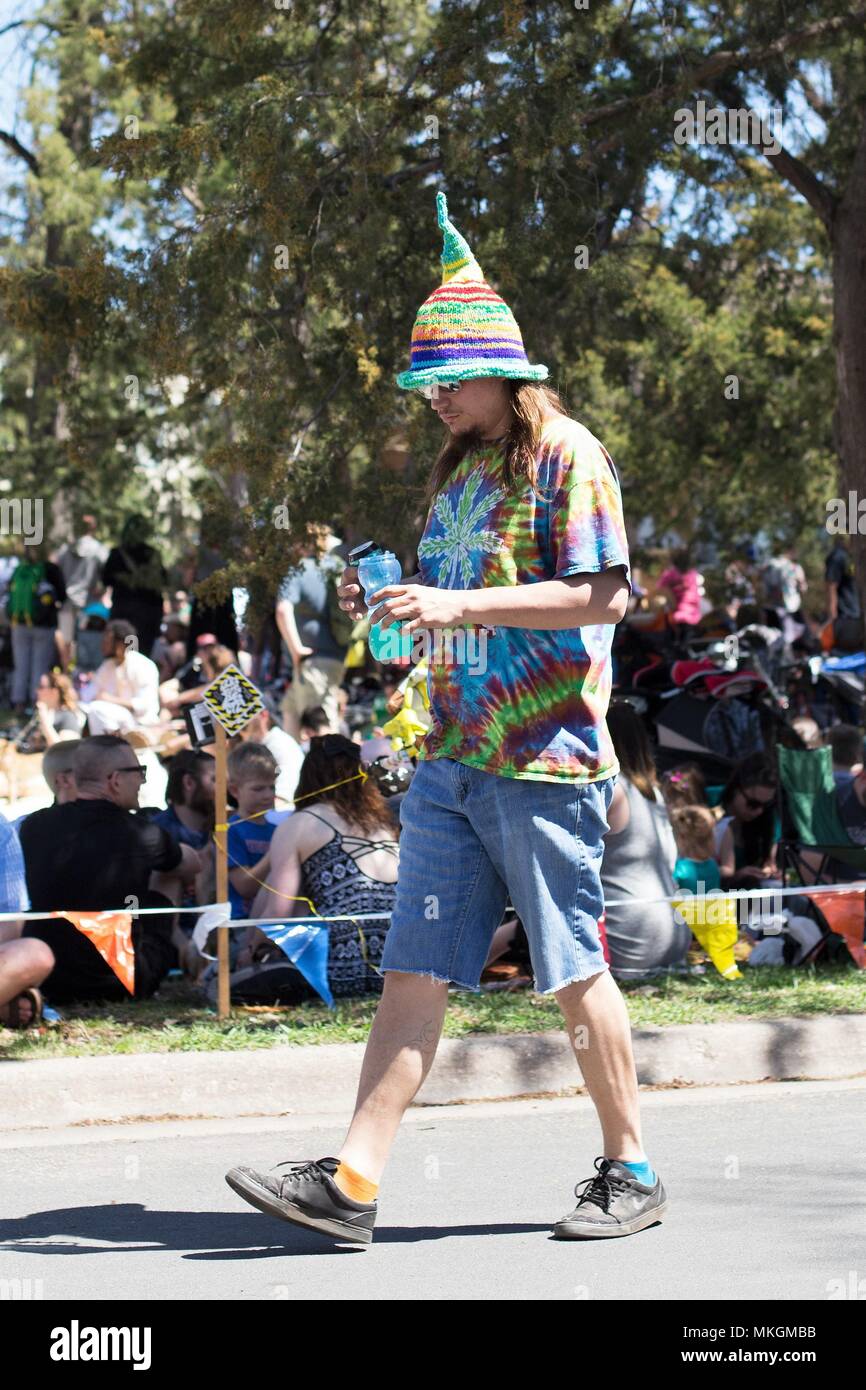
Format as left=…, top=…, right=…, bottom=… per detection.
left=188, top=784, right=215, bottom=824
left=443, top=419, right=484, bottom=446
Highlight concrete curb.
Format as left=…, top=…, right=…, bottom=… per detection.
left=2, top=1014, right=865, bottom=1131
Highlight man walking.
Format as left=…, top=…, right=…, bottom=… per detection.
left=275, top=522, right=349, bottom=739
left=227, top=193, right=668, bottom=1243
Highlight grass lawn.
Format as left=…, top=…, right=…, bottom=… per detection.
left=2, top=963, right=864, bottom=1059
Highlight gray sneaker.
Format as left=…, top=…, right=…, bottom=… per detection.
left=553, top=1157, right=669, bottom=1239
left=226, top=1156, right=377, bottom=1245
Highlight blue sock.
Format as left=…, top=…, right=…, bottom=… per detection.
left=619, top=1158, right=656, bottom=1186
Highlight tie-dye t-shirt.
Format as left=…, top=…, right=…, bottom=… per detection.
left=415, top=412, right=631, bottom=784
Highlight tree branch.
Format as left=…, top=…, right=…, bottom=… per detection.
left=179, top=183, right=205, bottom=214
left=382, top=157, right=440, bottom=189
left=797, top=72, right=831, bottom=120
left=578, top=9, right=866, bottom=131
left=0, top=129, right=40, bottom=175
left=0, top=18, right=63, bottom=38
left=754, top=136, right=837, bottom=231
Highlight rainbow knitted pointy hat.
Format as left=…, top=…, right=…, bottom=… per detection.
left=395, top=191, right=548, bottom=389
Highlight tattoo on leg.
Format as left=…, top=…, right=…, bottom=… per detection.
left=369, top=1017, right=440, bottom=1060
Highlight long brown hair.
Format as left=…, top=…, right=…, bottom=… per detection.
left=721, top=752, right=778, bottom=865
left=295, top=735, right=395, bottom=836
left=44, top=668, right=78, bottom=711
left=425, top=381, right=565, bottom=504
left=606, top=699, right=659, bottom=802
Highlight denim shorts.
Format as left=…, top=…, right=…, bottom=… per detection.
left=380, top=756, right=616, bottom=995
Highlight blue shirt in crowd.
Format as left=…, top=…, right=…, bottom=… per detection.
left=152, top=804, right=210, bottom=852
left=0, top=810, right=29, bottom=915
left=226, top=810, right=291, bottom=918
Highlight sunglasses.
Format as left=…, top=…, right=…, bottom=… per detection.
left=740, top=790, right=773, bottom=810
left=414, top=382, right=464, bottom=400
left=115, top=764, right=148, bottom=781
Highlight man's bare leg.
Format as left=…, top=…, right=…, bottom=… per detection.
left=336, top=971, right=449, bottom=1183
left=555, top=968, right=645, bottom=1161
left=0, top=938, right=55, bottom=1014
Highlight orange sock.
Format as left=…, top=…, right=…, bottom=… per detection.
left=333, top=1160, right=379, bottom=1204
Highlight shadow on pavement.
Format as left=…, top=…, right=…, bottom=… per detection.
left=0, top=1204, right=552, bottom=1257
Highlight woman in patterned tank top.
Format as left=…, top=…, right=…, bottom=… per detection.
left=248, top=735, right=399, bottom=997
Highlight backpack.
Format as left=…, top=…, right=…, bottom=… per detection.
left=115, top=545, right=164, bottom=596
left=6, top=561, right=58, bottom=627
left=325, top=554, right=359, bottom=649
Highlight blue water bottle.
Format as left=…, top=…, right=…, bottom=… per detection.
left=350, top=541, right=413, bottom=663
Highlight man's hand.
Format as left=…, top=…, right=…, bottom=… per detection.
left=337, top=565, right=365, bottom=622
left=292, top=645, right=314, bottom=666
left=368, top=584, right=466, bottom=635
left=338, top=566, right=425, bottom=624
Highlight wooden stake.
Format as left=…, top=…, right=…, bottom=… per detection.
left=214, top=721, right=230, bottom=1019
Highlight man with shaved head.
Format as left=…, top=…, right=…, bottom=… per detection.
left=41, top=739, right=80, bottom=804
left=19, top=735, right=201, bottom=1002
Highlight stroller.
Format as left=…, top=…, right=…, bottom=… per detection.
left=639, top=655, right=795, bottom=784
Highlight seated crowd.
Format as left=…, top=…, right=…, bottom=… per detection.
left=0, top=545, right=378, bottom=1021
left=2, top=539, right=865, bottom=1022
left=0, top=695, right=386, bottom=1022
left=601, top=707, right=866, bottom=978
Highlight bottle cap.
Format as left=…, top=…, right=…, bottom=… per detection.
left=348, top=541, right=383, bottom=564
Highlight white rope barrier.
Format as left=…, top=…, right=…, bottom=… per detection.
left=1, top=878, right=863, bottom=924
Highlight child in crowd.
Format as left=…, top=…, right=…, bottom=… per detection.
left=660, top=763, right=708, bottom=812
left=669, top=803, right=741, bottom=980
left=670, top=805, right=721, bottom=895
left=791, top=715, right=822, bottom=750
left=226, top=743, right=283, bottom=940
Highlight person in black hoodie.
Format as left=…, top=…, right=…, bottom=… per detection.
left=102, top=515, right=167, bottom=659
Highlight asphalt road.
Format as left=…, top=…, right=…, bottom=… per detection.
left=0, top=1078, right=863, bottom=1301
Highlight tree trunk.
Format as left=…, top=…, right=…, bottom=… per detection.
left=831, top=107, right=866, bottom=662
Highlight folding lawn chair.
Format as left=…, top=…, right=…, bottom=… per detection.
left=776, top=744, right=866, bottom=883
left=775, top=743, right=866, bottom=968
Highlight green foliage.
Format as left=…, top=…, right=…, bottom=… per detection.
left=0, top=0, right=859, bottom=606
left=573, top=177, right=835, bottom=558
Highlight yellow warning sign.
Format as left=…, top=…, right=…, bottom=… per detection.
left=201, top=664, right=264, bottom=735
